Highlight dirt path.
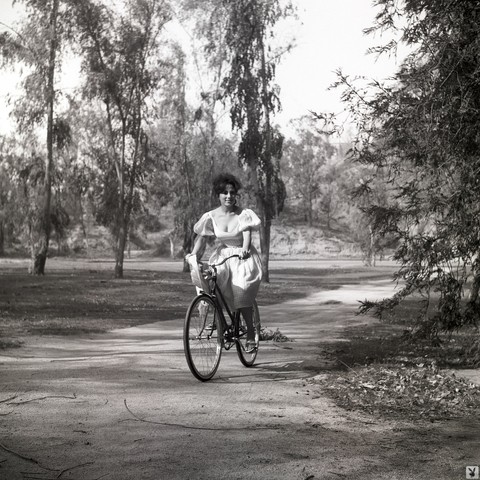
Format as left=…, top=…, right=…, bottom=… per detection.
left=0, top=277, right=477, bottom=480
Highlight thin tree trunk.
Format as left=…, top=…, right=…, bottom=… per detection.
left=168, top=231, right=175, bottom=259
left=79, top=194, right=90, bottom=255
left=371, top=226, right=376, bottom=267
left=124, top=129, right=142, bottom=263
left=249, top=166, right=270, bottom=282
left=258, top=27, right=273, bottom=283
left=469, top=271, right=480, bottom=304
left=364, top=224, right=375, bottom=267
left=181, top=111, right=196, bottom=272
left=259, top=215, right=271, bottom=282
left=307, top=194, right=313, bottom=227
left=114, top=124, right=127, bottom=279
left=115, top=223, right=126, bottom=278
left=127, top=228, right=131, bottom=259
left=31, top=0, right=59, bottom=274
left=0, top=222, right=4, bottom=257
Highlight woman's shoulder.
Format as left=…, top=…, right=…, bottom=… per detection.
left=238, top=207, right=255, bottom=216
left=207, top=208, right=222, bottom=221
left=194, top=211, right=215, bottom=236
left=238, top=208, right=261, bottom=230
left=197, top=209, right=218, bottom=219
left=238, top=208, right=260, bottom=220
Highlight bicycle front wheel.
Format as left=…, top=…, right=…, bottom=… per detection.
left=184, top=294, right=223, bottom=381
left=236, top=302, right=260, bottom=367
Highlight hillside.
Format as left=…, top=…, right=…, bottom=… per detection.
left=268, top=221, right=361, bottom=259
left=4, top=205, right=363, bottom=260
left=142, top=218, right=363, bottom=260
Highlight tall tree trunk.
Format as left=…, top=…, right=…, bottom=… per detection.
left=249, top=166, right=270, bottom=282
left=114, top=125, right=127, bottom=279
left=79, top=194, right=90, bottom=255
left=31, top=0, right=59, bottom=275
left=115, top=220, right=126, bottom=278
left=259, top=214, right=271, bottom=282
left=258, top=27, right=273, bottom=283
left=168, top=231, right=175, bottom=259
left=364, top=224, right=375, bottom=267
left=307, top=194, right=313, bottom=227
left=0, top=222, right=4, bottom=257
left=469, top=271, right=480, bottom=305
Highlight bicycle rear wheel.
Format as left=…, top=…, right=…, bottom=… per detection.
left=184, top=294, right=223, bottom=381
left=236, top=301, right=260, bottom=367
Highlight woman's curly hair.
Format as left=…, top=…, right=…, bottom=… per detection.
left=212, top=173, right=242, bottom=196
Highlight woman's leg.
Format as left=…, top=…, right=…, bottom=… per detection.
left=239, top=306, right=254, bottom=342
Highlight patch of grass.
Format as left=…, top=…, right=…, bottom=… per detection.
left=0, top=268, right=195, bottom=340
left=325, top=321, right=479, bottom=370
left=0, top=338, right=23, bottom=349
left=0, top=260, right=396, bottom=344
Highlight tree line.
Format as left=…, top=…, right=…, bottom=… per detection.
left=0, top=0, right=372, bottom=280
left=4, top=0, right=474, bottom=342
left=0, top=0, right=289, bottom=278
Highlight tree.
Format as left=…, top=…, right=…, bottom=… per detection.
left=282, top=117, right=335, bottom=226
left=153, top=44, right=208, bottom=270
left=180, top=0, right=231, bottom=184
left=0, top=137, right=24, bottom=256
left=347, top=166, right=391, bottom=266
left=221, top=0, right=293, bottom=282
left=173, top=0, right=243, bottom=270
left=318, top=156, right=341, bottom=230
left=0, top=0, right=66, bottom=273
left=336, top=0, right=480, bottom=339
left=0, top=138, right=14, bottom=256
left=74, top=0, right=171, bottom=278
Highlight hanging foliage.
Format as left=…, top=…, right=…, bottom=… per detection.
left=335, top=0, right=480, bottom=339
left=220, top=0, right=294, bottom=281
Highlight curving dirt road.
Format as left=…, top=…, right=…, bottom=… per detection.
left=0, top=273, right=477, bottom=480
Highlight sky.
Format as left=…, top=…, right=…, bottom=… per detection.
left=0, top=0, right=407, bottom=138
left=276, top=0, right=402, bottom=128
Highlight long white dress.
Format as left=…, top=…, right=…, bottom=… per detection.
left=193, top=208, right=263, bottom=310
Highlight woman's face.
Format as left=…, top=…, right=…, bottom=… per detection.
left=219, top=183, right=237, bottom=208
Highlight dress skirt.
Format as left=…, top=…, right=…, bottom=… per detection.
left=210, top=245, right=263, bottom=311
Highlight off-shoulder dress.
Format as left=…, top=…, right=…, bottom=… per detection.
left=193, top=208, right=263, bottom=310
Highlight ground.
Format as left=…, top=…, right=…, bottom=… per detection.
left=0, top=257, right=479, bottom=480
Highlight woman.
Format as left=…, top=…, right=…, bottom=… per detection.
left=186, top=173, right=262, bottom=345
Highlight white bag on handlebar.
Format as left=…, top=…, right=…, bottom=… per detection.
left=187, top=256, right=210, bottom=292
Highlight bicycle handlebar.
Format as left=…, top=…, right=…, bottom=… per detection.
left=209, top=254, right=241, bottom=268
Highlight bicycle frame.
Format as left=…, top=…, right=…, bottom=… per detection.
left=201, top=256, right=240, bottom=346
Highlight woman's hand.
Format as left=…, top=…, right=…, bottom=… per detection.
left=185, top=252, right=197, bottom=262
left=239, top=249, right=250, bottom=260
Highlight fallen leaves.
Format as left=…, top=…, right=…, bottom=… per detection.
left=314, top=364, right=480, bottom=420
left=260, top=326, right=293, bottom=342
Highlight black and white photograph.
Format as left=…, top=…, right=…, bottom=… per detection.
left=0, top=0, right=479, bottom=478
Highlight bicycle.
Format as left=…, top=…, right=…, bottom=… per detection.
left=184, top=254, right=261, bottom=381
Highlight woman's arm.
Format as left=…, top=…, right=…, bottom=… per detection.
left=241, top=229, right=251, bottom=259
left=189, top=235, right=207, bottom=262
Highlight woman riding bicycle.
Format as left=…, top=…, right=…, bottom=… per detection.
left=186, top=173, right=262, bottom=347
